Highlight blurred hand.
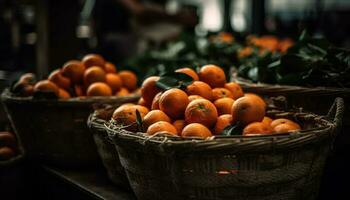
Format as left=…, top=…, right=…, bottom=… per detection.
left=0, top=131, right=17, bottom=161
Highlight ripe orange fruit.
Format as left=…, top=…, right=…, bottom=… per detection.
left=243, top=122, right=274, bottom=136
left=74, top=85, right=84, bottom=96
left=146, top=121, right=177, bottom=136
left=119, top=70, right=138, bottom=91
left=104, top=62, right=117, bottom=73
left=175, top=67, right=199, bottom=81
left=105, top=73, right=122, bottom=92
left=159, top=88, right=189, bottom=119
left=114, top=103, right=135, bottom=114
left=213, top=114, right=233, bottom=135
left=18, top=73, right=36, bottom=85
left=0, top=147, right=16, bottom=161
left=198, top=64, right=226, bottom=88
left=141, top=76, right=161, bottom=104
left=238, top=47, right=253, bottom=58
left=212, top=88, right=233, bottom=100
left=82, top=54, right=105, bottom=68
left=274, top=123, right=300, bottom=133
left=58, top=88, right=71, bottom=99
left=231, top=96, right=265, bottom=125
left=270, top=118, right=301, bottom=129
left=151, top=92, right=162, bottom=110
left=224, top=82, right=244, bottom=100
left=133, top=105, right=149, bottom=116
left=185, top=99, right=218, bottom=128
left=115, top=87, right=129, bottom=96
left=244, top=93, right=266, bottom=109
left=138, top=97, right=151, bottom=108
left=173, top=120, right=186, bottom=134
left=0, top=132, right=17, bottom=148
left=143, top=110, right=171, bottom=130
left=48, top=69, right=71, bottom=90
left=186, top=81, right=213, bottom=101
left=261, top=116, right=273, bottom=126
left=181, top=123, right=212, bottom=138
left=62, top=60, right=85, bottom=83
left=188, top=95, right=204, bottom=102
left=214, top=97, right=235, bottom=115
left=83, top=66, right=106, bottom=86
left=33, top=80, right=59, bottom=96
left=86, top=82, right=112, bottom=96
left=112, top=105, right=145, bottom=131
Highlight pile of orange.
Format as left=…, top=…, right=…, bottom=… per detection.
left=245, top=35, right=294, bottom=54
left=112, top=64, right=301, bottom=138
left=13, top=54, right=139, bottom=99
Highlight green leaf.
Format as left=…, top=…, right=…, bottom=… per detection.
left=156, top=72, right=194, bottom=90
left=135, top=109, right=144, bottom=132
left=221, top=121, right=244, bottom=136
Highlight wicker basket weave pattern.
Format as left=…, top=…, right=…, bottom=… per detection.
left=107, top=98, right=343, bottom=200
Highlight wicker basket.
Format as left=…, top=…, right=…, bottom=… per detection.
left=1, top=88, right=140, bottom=167
left=106, top=98, right=343, bottom=200
left=87, top=107, right=131, bottom=188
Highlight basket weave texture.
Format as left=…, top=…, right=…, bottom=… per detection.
left=1, top=88, right=140, bottom=167
left=106, top=98, right=343, bottom=200
left=87, top=108, right=131, bottom=188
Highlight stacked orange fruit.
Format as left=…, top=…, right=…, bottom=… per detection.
left=12, top=54, right=138, bottom=98
left=112, top=65, right=301, bottom=138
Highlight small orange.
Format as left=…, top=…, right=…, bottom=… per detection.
left=261, top=116, right=273, bottom=126
left=151, top=92, right=162, bottom=110
left=115, top=87, right=129, bottom=96
left=119, top=70, right=138, bottom=91
left=212, top=88, right=233, bottom=100
left=0, top=147, right=16, bottom=161
left=238, top=47, right=253, bottom=58
left=244, top=93, right=266, bottom=109
left=133, top=105, right=149, bottom=116
left=105, top=73, right=122, bottom=92
left=114, top=103, right=135, bottom=114
left=159, top=88, right=189, bottom=119
left=104, top=62, right=117, bottom=73
left=86, top=82, right=112, bottom=96
left=270, top=118, right=301, bottom=129
left=146, top=121, right=177, bottom=136
left=82, top=54, right=105, bottom=68
left=186, top=81, right=213, bottom=101
left=74, top=85, right=84, bottom=96
left=214, top=97, right=235, bottom=115
left=112, top=105, right=145, bottom=131
left=62, top=60, right=86, bottom=83
left=188, top=95, right=204, bottom=102
left=274, top=123, right=300, bottom=133
left=48, top=69, right=71, bottom=90
left=198, top=64, right=226, bottom=88
left=175, top=67, right=199, bottom=81
left=138, top=97, right=151, bottom=108
left=213, top=114, right=233, bottom=135
left=181, top=123, right=212, bottom=138
left=231, top=96, right=265, bottom=125
left=18, top=73, right=36, bottom=85
left=143, top=110, right=171, bottom=130
left=83, top=66, right=106, bottom=86
left=243, top=122, right=274, bottom=136
left=141, top=76, right=161, bottom=104
left=33, top=80, right=59, bottom=96
left=224, top=82, right=244, bottom=100
left=58, top=88, right=71, bottom=99
left=185, top=99, right=218, bottom=128
left=173, top=120, right=186, bottom=134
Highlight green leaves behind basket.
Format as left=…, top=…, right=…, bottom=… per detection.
left=156, top=72, right=194, bottom=91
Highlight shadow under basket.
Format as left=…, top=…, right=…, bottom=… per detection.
left=87, top=109, right=131, bottom=189
left=1, top=88, right=140, bottom=167
left=107, top=98, right=344, bottom=200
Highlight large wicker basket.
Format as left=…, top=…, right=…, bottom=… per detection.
left=106, top=98, right=343, bottom=200
left=1, top=88, right=140, bottom=167
left=87, top=107, right=131, bottom=188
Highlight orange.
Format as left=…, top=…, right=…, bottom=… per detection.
left=143, top=110, right=171, bottom=130
left=133, top=105, right=150, bottom=116
left=159, top=88, right=189, bottom=119
left=151, top=92, right=162, bottom=110
left=105, top=73, right=122, bottom=92
left=270, top=118, right=301, bottom=129
left=119, top=70, right=138, bottom=91
left=274, top=123, right=300, bottom=133
left=279, top=39, right=294, bottom=53
left=186, top=81, right=213, bottom=101
left=74, top=85, right=84, bottom=96
left=188, top=95, right=204, bottom=102
left=48, top=69, right=71, bottom=90
left=33, top=80, right=59, bottom=96
left=146, top=121, right=177, bottom=136
left=0, top=132, right=17, bottom=148
left=112, top=105, right=146, bottom=131
left=224, top=82, right=244, bottom=100
left=114, top=103, right=135, bottom=114
left=261, top=116, right=273, bottom=126
left=175, top=67, right=199, bottom=81
left=62, top=60, right=86, bottom=83
left=83, top=66, right=106, bottom=86
left=115, top=87, right=129, bottom=96
left=138, top=97, right=151, bottom=108
left=104, top=62, right=117, bottom=73
left=173, top=120, right=186, bottom=134
left=12, top=82, right=34, bottom=97
left=86, top=82, right=112, bottom=96
left=243, top=122, right=274, bottom=136
left=0, top=147, right=16, bottom=161
left=244, top=93, right=266, bottom=109
left=198, top=64, right=226, bottom=88
left=238, top=47, right=253, bottom=58
left=231, top=96, right=265, bottom=125
left=212, top=88, right=233, bottom=100
left=185, top=99, right=218, bottom=128
left=58, top=88, right=71, bottom=99
left=141, top=76, right=161, bottom=104
left=181, top=123, right=212, bottom=138
left=18, top=73, right=36, bottom=85
left=82, top=53, right=105, bottom=68
left=213, top=114, right=233, bottom=135
left=214, top=97, right=235, bottom=115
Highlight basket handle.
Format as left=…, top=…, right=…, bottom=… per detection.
left=327, top=97, right=344, bottom=130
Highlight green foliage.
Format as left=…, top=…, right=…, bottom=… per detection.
left=156, top=72, right=194, bottom=90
